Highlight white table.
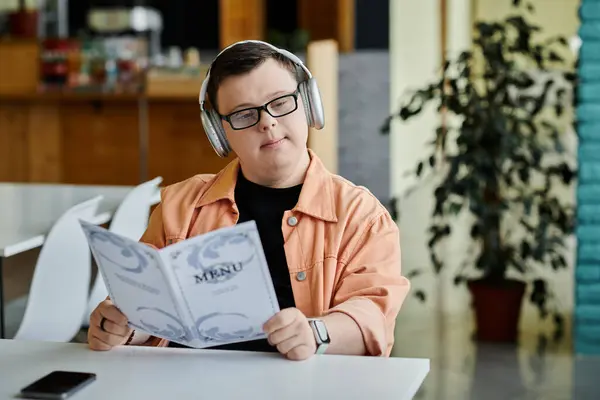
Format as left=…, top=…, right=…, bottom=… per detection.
left=0, top=183, right=160, bottom=338
left=0, top=340, right=430, bottom=400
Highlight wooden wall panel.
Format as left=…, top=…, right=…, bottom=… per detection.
left=0, top=103, right=29, bottom=181
left=60, top=102, right=140, bottom=185
left=0, top=40, right=39, bottom=95
left=0, top=99, right=236, bottom=185
left=219, top=0, right=266, bottom=49
left=336, top=0, right=355, bottom=53
left=147, top=102, right=235, bottom=185
left=27, top=104, right=63, bottom=182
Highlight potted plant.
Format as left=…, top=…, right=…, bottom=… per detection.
left=382, top=1, right=577, bottom=342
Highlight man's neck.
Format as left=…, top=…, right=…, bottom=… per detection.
left=241, top=150, right=310, bottom=189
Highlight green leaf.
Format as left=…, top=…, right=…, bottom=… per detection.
left=416, top=162, right=424, bottom=177
left=520, top=241, right=531, bottom=259
left=430, top=252, right=444, bottom=274
left=429, top=155, right=436, bottom=168
left=549, top=51, right=564, bottom=62
left=448, top=202, right=463, bottom=215
left=454, top=276, right=467, bottom=286
left=415, top=291, right=426, bottom=302
left=553, top=313, right=565, bottom=342
left=523, top=197, right=533, bottom=215
left=406, top=270, right=422, bottom=279
left=530, top=279, right=548, bottom=318
left=563, top=72, right=577, bottom=82
left=518, top=167, right=530, bottom=183
left=510, top=258, right=526, bottom=274
left=380, top=116, right=392, bottom=134
left=470, top=224, right=481, bottom=238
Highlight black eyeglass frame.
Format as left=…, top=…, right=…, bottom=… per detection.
left=220, top=86, right=301, bottom=130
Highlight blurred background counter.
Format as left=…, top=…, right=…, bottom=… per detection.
left=0, top=0, right=353, bottom=186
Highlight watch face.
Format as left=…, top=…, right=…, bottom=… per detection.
left=312, top=320, right=330, bottom=343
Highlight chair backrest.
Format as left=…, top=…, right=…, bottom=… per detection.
left=84, top=177, right=162, bottom=326
left=108, top=176, right=163, bottom=240
left=14, top=196, right=103, bottom=342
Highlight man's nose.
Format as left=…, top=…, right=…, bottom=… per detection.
left=258, top=109, right=277, bottom=132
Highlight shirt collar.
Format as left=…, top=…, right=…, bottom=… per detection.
left=196, top=149, right=337, bottom=223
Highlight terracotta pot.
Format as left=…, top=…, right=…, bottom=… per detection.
left=467, top=279, right=526, bottom=342
left=8, top=10, right=38, bottom=38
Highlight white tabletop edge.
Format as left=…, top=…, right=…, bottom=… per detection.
left=1, top=212, right=112, bottom=258
left=0, top=340, right=431, bottom=400
left=403, top=359, right=431, bottom=399
left=1, top=235, right=46, bottom=258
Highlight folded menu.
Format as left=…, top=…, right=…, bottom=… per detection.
left=80, top=220, right=280, bottom=348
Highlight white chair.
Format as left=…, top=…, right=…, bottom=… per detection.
left=13, top=196, right=103, bottom=342
left=83, top=177, right=162, bottom=326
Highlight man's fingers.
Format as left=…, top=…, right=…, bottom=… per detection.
left=88, top=330, right=114, bottom=350
left=91, top=327, right=127, bottom=347
left=101, top=318, right=130, bottom=337
left=90, top=312, right=128, bottom=337
left=286, top=345, right=314, bottom=361
left=268, top=322, right=300, bottom=346
left=275, top=333, right=302, bottom=354
left=263, top=308, right=300, bottom=334
left=88, top=335, right=112, bottom=351
left=267, top=327, right=285, bottom=346
left=87, top=300, right=131, bottom=352
left=98, top=304, right=128, bottom=327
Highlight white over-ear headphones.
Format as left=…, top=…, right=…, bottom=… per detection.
left=198, top=40, right=325, bottom=158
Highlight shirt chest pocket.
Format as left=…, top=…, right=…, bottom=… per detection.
left=281, top=214, right=333, bottom=272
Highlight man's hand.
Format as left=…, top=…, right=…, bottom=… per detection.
left=263, top=308, right=317, bottom=361
left=87, top=299, right=133, bottom=351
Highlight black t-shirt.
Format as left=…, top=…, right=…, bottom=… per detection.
left=168, top=171, right=301, bottom=352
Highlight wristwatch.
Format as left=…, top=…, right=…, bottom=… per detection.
left=308, top=319, right=330, bottom=354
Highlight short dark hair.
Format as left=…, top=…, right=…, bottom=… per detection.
left=206, top=42, right=301, bottom=114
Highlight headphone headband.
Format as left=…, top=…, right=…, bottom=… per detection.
left=198, top=40, right=312, bottom=111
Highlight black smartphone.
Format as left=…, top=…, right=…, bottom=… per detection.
left=19, top=371, right=96, bottom=399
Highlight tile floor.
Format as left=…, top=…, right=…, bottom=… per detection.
left=391, top=309, right=600, bottom=400
left=4, top=249, right=600, bottom=399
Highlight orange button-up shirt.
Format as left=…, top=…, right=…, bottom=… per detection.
left=137, top=150, right=410, bottom=356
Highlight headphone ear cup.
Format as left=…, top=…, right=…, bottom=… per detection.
left=300, top=78, right=325, bottom=130
left=210, top=109, right=231, bottom=156
left=201, top=109, right=231, bottom=157
left=299, top=81, right=314, bottom=127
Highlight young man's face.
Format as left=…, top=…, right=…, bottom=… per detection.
left=216, top=58, right=309, bottom=186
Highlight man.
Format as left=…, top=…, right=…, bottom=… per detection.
left=88, top=40, right=410, bottom=360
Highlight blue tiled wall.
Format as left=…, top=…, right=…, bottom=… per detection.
left=576, top=0, right=600, bottom=355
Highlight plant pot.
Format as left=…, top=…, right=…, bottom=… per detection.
left=467, top=279, right=526, bottom=342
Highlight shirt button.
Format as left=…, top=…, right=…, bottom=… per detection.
left=296, top=271, right=306, bottom=281
left=287, top=216, right=298, bottom=227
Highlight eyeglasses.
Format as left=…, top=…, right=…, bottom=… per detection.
left=221, top=88, right=300, bottom=130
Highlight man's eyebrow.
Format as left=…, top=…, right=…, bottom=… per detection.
left=229, top=90, right=290, bottom=113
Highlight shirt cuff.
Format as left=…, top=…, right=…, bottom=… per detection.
left=323, top=297, right=390, bottom=357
